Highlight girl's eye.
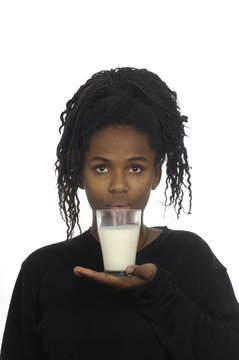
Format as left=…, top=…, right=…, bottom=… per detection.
left=95, top=165, right=108, bottom=173
left=129, top=166, right=142, bottom=174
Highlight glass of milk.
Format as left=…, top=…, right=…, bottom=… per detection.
left=96, top=209, right=141, bottom=275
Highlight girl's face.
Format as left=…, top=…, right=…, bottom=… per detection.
left=79, top=125, right=161, bottom=233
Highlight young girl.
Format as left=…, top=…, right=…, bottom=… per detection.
left=1, top=67, right=239, bottom=359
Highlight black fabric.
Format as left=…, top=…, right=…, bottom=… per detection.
left=1, top=227, right=239, bottom=359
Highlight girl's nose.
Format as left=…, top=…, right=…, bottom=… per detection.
left=108, top=172, right=128, bottom=193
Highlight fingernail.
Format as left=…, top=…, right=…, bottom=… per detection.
left=75, top=271, right=82, bottom=277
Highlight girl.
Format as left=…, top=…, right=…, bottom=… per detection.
left=1, top=67, right=239, bottom=359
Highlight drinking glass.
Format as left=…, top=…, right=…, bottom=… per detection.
left=96, top=209, right=141, bottom=275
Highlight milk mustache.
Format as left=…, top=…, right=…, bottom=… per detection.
left=98, top=224, right=140, bottom=272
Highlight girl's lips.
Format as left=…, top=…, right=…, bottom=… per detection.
left=108, top=205, right=131, bottom=210
left=107, top=201, right=131, bottom=209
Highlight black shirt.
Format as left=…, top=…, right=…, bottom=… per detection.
left=1, top=227, right=239, bottom=359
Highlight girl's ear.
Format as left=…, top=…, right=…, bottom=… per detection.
left=78, top=176, right=85, bottom=190
left=152, top=163, right=162, bottom=190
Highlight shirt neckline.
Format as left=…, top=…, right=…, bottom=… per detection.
left=84, top=226, right=170, bottom=253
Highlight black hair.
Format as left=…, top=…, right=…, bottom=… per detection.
left=55, top=67, right=192, bottom=240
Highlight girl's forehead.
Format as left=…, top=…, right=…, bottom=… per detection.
left=91, top=124, right=148, bottom=139
left=88, top=125, right=150, bottom=147
left=86, top=125, right=155, bottom=159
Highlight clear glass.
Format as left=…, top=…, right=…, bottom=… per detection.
left=96, top=209, right=141, bottom=275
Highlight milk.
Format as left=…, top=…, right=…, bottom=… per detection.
left=98, top=224, right=140, bottom=273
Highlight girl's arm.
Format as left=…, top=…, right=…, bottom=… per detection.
left=130, top=264, right=239, bottom=360
left=0, top=267, right=48, bottom=360
left=74, top=260, right=239, bottom=359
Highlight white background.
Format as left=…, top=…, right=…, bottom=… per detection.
left=0, top=0, right=238, bottom=344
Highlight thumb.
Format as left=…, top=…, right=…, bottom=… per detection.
left=125, top=263, right=157, bottom=280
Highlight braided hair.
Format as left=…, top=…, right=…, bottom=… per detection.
left=55, top=67, right=192, bottom=240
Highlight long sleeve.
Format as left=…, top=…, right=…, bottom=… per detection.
left=130, top=264, right=239, bottom=359
left=0, top=265, right=48, bottom=360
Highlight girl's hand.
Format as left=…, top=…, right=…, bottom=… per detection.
left=73, top=263, right=157, bottom=291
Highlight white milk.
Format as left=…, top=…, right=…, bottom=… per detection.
left=98, top=224, right=140, bottom=272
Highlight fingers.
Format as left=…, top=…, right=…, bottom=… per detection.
left=74, top=266, right=125, bottom=287
left=74, top=266, right=107, bottom=282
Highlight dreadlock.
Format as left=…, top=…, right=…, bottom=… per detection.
left=55, top=67, right=192, bottom=240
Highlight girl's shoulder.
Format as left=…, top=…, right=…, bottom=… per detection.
left=21, top=231, right=89, bottom=270
left=153, top=226, right=210, bottom=248
left=151, top=226, right=226, bottom=273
